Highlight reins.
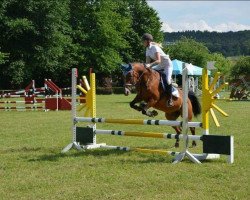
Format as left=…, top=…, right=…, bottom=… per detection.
left=124, top=70, right=146, bottom=87
left=124, top=64, right=160, bottom=92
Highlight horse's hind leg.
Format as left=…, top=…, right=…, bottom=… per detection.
left=187, top=100, right=197, bottom=147
left=165, top=111, right=181, bottom=148
left=185, top=106, right=197, bottom=147
left=189, top=127, right=196, bottom=147
left=173, top=126, right=182, bottom=148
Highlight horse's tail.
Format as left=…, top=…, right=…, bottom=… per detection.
left=188, top=91, right=201, bottom=117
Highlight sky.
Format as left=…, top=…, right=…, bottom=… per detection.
left=147, top=1, right=250, bottom=32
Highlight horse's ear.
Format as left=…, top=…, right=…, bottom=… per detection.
left=120, top=64, right=128, bottom=71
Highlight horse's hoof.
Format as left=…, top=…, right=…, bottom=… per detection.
left=175, top=143, right=179, bottom=148
left=140, top=102, right=147, bottom=108
left=192, top=141, right=197, bottom=147
left=142, top=110, right=146, bottom=115
left=143, top=110, right=153, bottom=117
left=148, top=112, right=154, bottom=117
left=151, top=110, right=158, bottom=117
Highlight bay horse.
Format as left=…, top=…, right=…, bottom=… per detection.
left=122, top=63, right=201, bottom=147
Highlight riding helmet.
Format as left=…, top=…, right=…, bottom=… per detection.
left=142, top=33, right=153, bottom=41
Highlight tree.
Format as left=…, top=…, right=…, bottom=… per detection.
left=230, top=56, right=250, bottom=78
left=210, top=53, right=232, bottom=76
left=166, top=37, right=210, bottom=67
left=0, top=0, right=77, bottom=88
left=124, top=0, right=163, bottom=62
left=0, top=51, right=8, bottom=65
left=69, top=0, right=163, bottom=87
left=0, top=0, right=164, bottom=88
left=70, top=0, right=132, bottom=76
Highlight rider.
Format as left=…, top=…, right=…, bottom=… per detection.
left=142, top=33, right=173, bottom=107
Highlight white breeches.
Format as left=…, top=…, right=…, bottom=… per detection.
left=152, top=59, right=173, bottom=85
left=164, top=59, right=173, bottom=85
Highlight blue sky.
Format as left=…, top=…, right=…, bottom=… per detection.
left=147, top=1, right=250, bottom=32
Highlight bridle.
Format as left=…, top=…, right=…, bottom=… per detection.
left=124, top=69, right=146, bottom=87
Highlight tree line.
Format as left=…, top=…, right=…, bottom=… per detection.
left=164, top=30, right=250, bottom=57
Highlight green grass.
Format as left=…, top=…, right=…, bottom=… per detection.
left=0, top=94, right=249, bottom=200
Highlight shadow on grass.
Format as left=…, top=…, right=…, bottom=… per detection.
left=27, top=149, right=128, bottom=162
left=118, top=155, right=216, bottom=164
left=26, top=149, right=218, bottom=164
left=11, top=145, right=210, bottom=164
left=114, top=101, right=131, bottom=104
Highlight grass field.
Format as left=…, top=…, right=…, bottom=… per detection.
left=0, top=94, right=249, bottom=200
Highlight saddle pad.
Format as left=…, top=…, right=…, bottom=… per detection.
left=172, top=87, right=179, bottom=98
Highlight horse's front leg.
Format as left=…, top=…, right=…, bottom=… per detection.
left=141, top=98, right=158, bottom=117
left=130, top=95, right=143, bottom=112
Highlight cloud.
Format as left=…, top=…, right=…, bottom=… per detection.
left=214, top=23, right=250, bottom=32
left=177, top=20, right=213, bottom=32
left=161, top=20, right=250, bottom=32
left=161, top=22, right=174, bottom=33
left=148, top=1, right=250, bottom=32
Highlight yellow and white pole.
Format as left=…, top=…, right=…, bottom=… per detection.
left=89, top=72, right=97, bottom=144
left=202, top=68, right=210, bottom=135
left=89, top=73, right=96, bottom=118
left=82, top=76, right=91, bottom=91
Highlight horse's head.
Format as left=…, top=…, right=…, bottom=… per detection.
left=121, top=63, right=147, bottom=96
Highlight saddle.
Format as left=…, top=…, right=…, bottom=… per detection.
left=155, top=70, right=179, bottom=98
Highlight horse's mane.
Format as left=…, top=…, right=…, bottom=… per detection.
left=131, top=62, right=159, bottom=76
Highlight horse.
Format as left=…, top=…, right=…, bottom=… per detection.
left=121, top=62, right=201, bottom=148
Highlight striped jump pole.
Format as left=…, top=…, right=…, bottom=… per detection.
left=1, top=94, right=35, bottom=98
left=98, top=145, right=225, bottom=162
left=0, top=98, right=46, bottom=111
left=75, top=117, right=202, bottom=127
left=0, top=94, right=47, bottom=98
left=0, top=106, right=46, bottom=111
left=0, top=100, right=45, bottom=104
left=86, top=144, right=178, bottom=156
left=89, top=145, right=218, bottom=161
left=95, top=129, right=202, bottom=140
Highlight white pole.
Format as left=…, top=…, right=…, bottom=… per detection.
left=228, top=136, right=234, bottom=164
left=61, top=68, right=81, bottom=152
left=182, top=66, right=189, bottom=148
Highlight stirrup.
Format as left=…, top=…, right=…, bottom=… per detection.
left=167, top=99, right=173, bottom=107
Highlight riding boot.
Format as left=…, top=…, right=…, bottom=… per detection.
left=166, top=84, right=173, bottom=107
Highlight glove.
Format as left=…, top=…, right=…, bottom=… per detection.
left=145, top=64, right=151, bottom=68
